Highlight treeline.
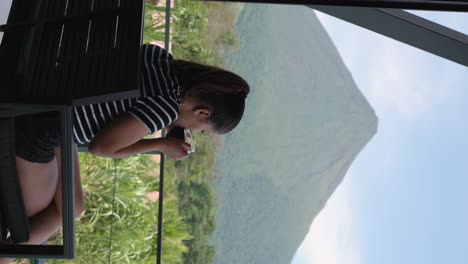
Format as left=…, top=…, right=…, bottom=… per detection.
left=170, top=0, right=242, bottom=263
left=170, top=133, right=219, bottom=264
left=172, top=0, right=242, bottom=67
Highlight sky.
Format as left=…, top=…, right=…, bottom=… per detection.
left=292, top=8, right=468, bottom=264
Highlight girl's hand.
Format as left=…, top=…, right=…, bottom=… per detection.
left=161, top=138, right=192, bottom=161
left=165, top=122, right=176, bottom=133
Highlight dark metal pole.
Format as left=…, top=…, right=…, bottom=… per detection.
left=156, top=1, right=172, bottom=263
left=156, top=154, right=165, bottom=264
left=200, top=0, right=468, bottom=12
left=309, top=6, right=468, bottom=68
left=60, top=106, right=75, bottom=259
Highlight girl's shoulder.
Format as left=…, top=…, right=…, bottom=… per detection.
left=142, top=44, right=174, bottom=61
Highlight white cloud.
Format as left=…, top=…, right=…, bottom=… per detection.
left=366, top=40, right=428, bottom=118
left=291, top=173, right=362, bottom=264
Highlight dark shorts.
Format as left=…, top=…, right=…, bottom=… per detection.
left=15, top=111, right=62, bottom=163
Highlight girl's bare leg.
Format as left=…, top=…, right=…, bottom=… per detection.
left=0, top=156, right=59, bottom=264
left=21, top=144, right=84, bottom=244
left=16, top=156, right=58, bottom=218
left=53, top=145, right=84, bottom=218
left=0, top=145, right=83, bottom=264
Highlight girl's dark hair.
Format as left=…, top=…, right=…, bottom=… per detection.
left=172, top=59, right=250, bottom=134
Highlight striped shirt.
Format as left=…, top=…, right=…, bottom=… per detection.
left=73, top=44, right=181, bottom=144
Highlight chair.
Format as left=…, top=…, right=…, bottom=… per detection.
left=0, top=0, right=144, bottom=259
left=0, top=118, right=29, bottom=244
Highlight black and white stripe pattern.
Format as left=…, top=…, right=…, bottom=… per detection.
left=73, top=44, right=181, bottom=144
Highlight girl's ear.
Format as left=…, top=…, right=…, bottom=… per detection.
left=194, top=108, right=211, bottom=119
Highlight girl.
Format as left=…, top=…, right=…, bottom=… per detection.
left=1, top=44, right=249, bottom=262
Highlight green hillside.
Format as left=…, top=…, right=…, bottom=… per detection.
left=212, top=4, right=378, bottom=264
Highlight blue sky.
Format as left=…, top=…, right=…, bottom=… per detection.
left=292, top=9, right=468, bottom=264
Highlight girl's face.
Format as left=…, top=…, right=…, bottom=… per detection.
left=174, top=96, right=217, bottom=135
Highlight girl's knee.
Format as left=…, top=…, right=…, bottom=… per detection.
left=53, top=192, right=84, bottom=219
left=17, top=157, right=59, bottom=217
left=74, top=193, right=84, bottom=218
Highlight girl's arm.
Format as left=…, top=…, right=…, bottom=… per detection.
left=97, top=137, right=191, bottom=160
left=89, top=113, right=191, bottom=160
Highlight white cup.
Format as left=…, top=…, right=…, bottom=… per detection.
left=184, top=129, right=195, bottom=153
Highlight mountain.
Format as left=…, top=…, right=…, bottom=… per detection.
left=212, top=4, right=378, bottom=264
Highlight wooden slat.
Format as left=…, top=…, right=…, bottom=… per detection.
left=119, top=16, right=132, bottom=91
left=121, top=0, right=138, bottom=9
left=68, top=0, right=92, bottom=17
left=44, top=0, right=65, bottom=18
left=2, top=0, right=142, bottom=104
left=32, top=24, right=61, bottom=98
left=31, top=25, right=48, bottom=96
left=108, top=16, right=120, bottom=92
left=87, top=19, right=99, bottom=98
left=49, top=25, right=62, bottom=97
left=83, top=18, right=94, bottom=99
left=42, top=26, right=59, bottom=98
left=94, top=17, right=112, bottom=97
left=72, top=22, right=88, bottom=100
left=0, top=31, right=25, bottom=98
left=85, top=15, right=115, bottom=97
left=101, top=38, right=112, bottom=95
left=56, top=23, right=71, bottom=99
left=103, top=16, right=117, bottom=95
left=5, top=0, right=38, bottom=24
left=122, top=14, right=140, bottom=90
left=19, top=0, right=46, bottom=98
left=94, top=0, right=116, bottom=12
left=55, top=23, right=67, bottom=98
left=76, top=21, right=89, bottom=101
